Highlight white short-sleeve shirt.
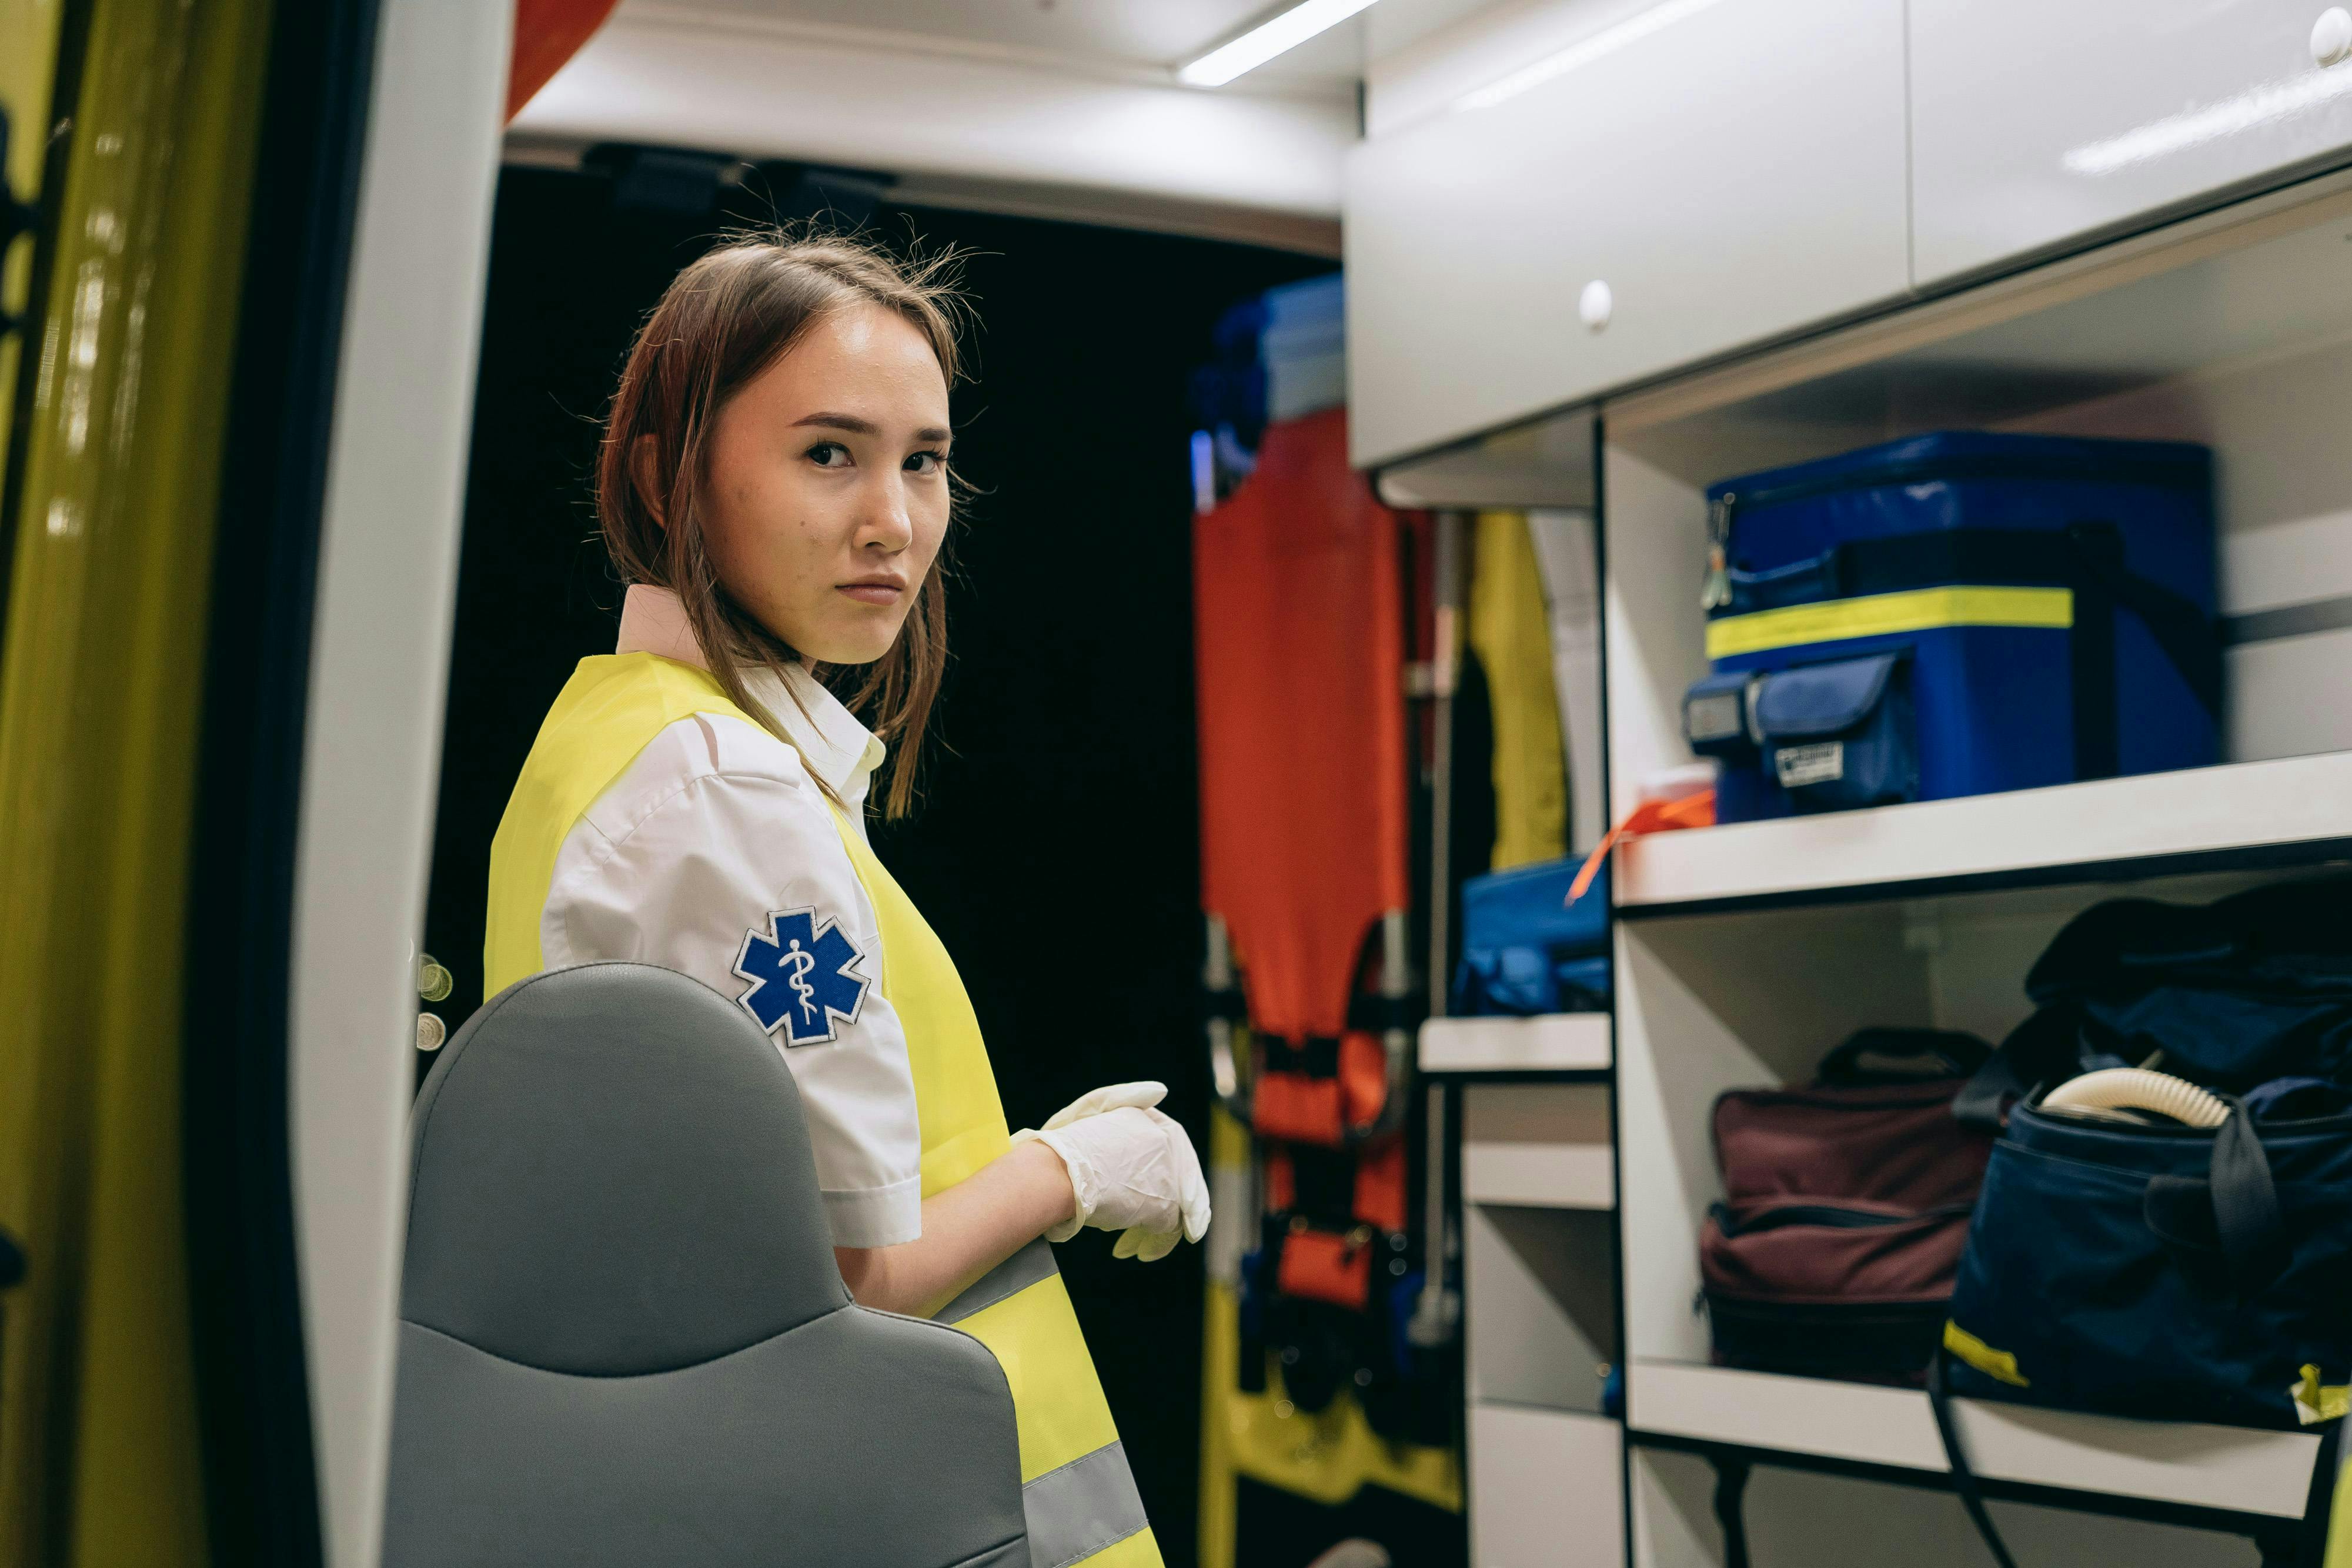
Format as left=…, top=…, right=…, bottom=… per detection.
left=539, top=586, right=924, bottom=1248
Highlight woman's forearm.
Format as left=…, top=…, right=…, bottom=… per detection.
left=833, top=1140, right=1076, bottom=1318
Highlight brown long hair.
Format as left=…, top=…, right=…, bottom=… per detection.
left=597, top=231, right=966, bottom=820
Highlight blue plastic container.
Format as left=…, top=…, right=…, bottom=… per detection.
left=1453, top=857, right=1609, bottom=1016
left=1682, top=433, right=2221, bottom=822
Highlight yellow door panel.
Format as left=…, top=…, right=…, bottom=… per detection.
left=0, top=2, right=274, bottom=1564
left=0, top=0, right=65, bottom=489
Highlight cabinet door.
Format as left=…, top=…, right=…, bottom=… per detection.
left=1912, top=0, right=2352, bottom=286
left=1344, top=0, right=1910, bottom=470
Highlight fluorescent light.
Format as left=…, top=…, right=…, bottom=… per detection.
left=1453, top=0, right=1726, bottom=113
left=2064, top=67, right=2352, bottom=176
left=1180, top=0, right=1381, bottom=89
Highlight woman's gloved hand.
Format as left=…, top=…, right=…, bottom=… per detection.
left=1013, top=1081, right=1211, bottom=1262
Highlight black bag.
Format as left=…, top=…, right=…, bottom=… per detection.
left=1960, top=875, right=2352, bottom=1125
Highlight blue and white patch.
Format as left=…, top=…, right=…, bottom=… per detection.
left=732, top=907, right=871, bottom=1047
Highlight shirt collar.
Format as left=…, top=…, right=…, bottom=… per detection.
left=615, top=583, right=888, bottom=801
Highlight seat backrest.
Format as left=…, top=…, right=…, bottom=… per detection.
left=383, top=962, right=1027, bottom=1568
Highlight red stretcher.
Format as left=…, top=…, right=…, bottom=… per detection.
left=1194, top=405, right=1423, bottom=1335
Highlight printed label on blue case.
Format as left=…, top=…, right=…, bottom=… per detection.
left=1774, top=741, right=1845, bottom=789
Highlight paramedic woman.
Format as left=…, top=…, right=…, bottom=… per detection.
left=483, top=235, right=1205, bottom=1568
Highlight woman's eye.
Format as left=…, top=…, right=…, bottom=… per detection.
left=805, top=441, right=852, bottom=467
left=906, top=450, right=948, bottom=476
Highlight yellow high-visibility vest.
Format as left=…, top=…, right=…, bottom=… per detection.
left=487, top=653, right=1161, bottom=1567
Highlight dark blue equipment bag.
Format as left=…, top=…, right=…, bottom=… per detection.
left=1682, top=432, right=2222, bottom=823
left=1943, top=1092, right=2352, bottom=1431
left=1930, top=1090, right=2351, bottom=1568
left=1452, top=857, right=1609, bottom=1016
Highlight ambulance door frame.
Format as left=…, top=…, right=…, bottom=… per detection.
left=270, top=4, right=513, bottom=1565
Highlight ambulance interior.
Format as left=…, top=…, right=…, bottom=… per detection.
left=9, top=2, right=2352, bottom=1567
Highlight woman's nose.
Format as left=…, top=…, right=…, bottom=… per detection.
left=861, top=473, right=915, bottom=551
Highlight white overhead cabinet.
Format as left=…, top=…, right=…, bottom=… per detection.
left=1343, top=0, right=1911, bottom=470
left=1910, top=0, right=2352, bottom=286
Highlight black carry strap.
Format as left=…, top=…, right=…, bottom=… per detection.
left=2063, top=522, right=2226, bottom=720
left=2061, top=521, right=2225, bottom=781
left=2067, top=529, right=2123, bottom=781
left=1818, top=1027, right=1994, bottom=1086
left=2208, top=1097, right=2289, bottom=1285
left=2137, top=1096, right=2288, bottom=1286
left=1927, top=1350, right=2021, bottom=1568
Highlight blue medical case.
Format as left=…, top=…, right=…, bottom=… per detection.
left=1452, top=857, right=1610, bottom=1016
left=1681, top=432, right=2221, bottom=823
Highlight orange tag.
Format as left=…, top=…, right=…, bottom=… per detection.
left=1567, top=788, right=1716, bottom=905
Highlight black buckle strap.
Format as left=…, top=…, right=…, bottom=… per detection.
left=1262, top=1034, right=1341, bottom=1078
left=1927, top=1350, right=2022, bottom=1568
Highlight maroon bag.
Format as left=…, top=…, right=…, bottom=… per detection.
left=1700, top=1029, right=1994, bottom=1382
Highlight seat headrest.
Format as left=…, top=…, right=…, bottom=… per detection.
left=402, top=962, right=849, bottom=1376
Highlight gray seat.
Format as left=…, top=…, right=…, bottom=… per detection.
left=384, top=961, right=1028, bottom=1568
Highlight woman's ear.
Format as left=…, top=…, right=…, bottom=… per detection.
left=630, top=434, right=667, bottom=529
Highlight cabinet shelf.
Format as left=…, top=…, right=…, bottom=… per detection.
left=1615, top=750, right=2352, bottom=915
left=1462, top=1083, right=1615, bottom=1210
left=1628, top=1361, right=2319, bottom=1520
left=1419, top=1012, right=1613, bottom=1073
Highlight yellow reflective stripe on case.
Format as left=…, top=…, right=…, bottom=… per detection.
left=1705, top=586, right=2074, bottom=658
left=1944, top=1320, right=2031, bottom=1388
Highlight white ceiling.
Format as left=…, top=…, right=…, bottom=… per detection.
left=518, top=0, right=1528, bottom=248
left=630, top=0, right=1370, bottom=85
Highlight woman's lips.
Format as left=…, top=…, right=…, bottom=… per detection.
left=838, top=580, right=905, bottom=606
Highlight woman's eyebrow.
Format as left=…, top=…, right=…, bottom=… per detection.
left=793, top=411, right=953, bottom=444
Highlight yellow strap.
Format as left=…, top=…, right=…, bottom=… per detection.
left=2294, top=1364, right=2351, bottom=1426
left=1943, top=1320, right=2031, bottom=1388
left=1706, top=585, right=2073, bottom=658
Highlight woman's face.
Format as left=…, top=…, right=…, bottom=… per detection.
left=699, top=302, right=953, bottom=666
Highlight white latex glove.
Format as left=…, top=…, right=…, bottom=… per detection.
left=1038, top=1080, right=1170, bottom=1132
left=1013, top=1085, right=1210, bottom=1262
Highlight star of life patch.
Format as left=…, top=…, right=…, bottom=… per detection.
left=732, top=906, right=872, bottom=1047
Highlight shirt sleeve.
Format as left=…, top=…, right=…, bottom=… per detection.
left=542, top=745, right=924, bottom=1248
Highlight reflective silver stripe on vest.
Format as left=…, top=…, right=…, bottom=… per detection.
left=1024, top=1440, right=1148, bottom=1568
left=936, top=1235, right=1061, bottom=1326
